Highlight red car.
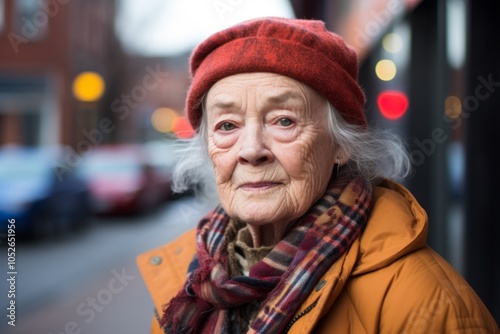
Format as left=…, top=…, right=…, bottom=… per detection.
left=79, top=145, right=172, bottom=215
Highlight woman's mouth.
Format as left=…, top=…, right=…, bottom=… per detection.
left=239, top=182, right=280, bottom=191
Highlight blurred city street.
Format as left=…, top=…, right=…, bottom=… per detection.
left=1, top=194, right=218, bottom=334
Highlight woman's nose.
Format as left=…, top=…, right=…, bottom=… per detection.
left=237, top=124, right=274, bottom=166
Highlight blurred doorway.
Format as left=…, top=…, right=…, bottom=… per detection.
left=0, top=74, right=58, bottom=146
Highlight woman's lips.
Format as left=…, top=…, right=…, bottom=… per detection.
left=239, top=182, right=280, bottom=191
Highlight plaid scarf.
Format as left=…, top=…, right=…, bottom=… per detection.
left=161, top=174, right=372, bottom=333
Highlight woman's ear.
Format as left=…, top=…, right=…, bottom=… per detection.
left=336, top=149, right=349, bottom=166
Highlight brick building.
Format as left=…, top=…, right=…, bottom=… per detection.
left=0, top=0, right=120, bottom=147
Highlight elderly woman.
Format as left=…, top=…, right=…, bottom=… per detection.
left=137, top=18, right=499, bottom=333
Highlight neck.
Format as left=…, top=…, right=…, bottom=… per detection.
left=246, top=220, right=295, bottom=247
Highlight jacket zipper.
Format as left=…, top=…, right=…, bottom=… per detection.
left=283, top=299, right=319, bottom=334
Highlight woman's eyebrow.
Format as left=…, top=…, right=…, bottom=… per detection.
left=207, top=98, right=241, bottom=115
left=211, top=100, right=236, bottom=109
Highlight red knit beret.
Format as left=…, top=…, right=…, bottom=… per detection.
left=186, top=17, right=367, bottom=130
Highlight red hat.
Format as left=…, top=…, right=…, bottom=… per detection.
left=186, top=17, right=366, bottom=130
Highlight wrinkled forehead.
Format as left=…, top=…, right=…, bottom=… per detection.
left=205, top=72, right=325, bottom=109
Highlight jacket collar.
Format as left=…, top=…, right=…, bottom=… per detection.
left=352, top=180, right=428, bottom=275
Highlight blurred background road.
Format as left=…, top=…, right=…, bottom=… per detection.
left=0, top=193, right=218, bottom=334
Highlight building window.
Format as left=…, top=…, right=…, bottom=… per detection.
left=15, top=0, right=48, bottom=41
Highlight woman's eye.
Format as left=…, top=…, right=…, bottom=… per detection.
left=278, top=118, right=293, bottom=127
left=219, top=122, right=236, bottom=131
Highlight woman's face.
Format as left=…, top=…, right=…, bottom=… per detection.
left=206, top=72, right=340, bottom=230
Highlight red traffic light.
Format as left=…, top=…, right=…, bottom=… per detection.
left=377, top=90, right=409, bottom=120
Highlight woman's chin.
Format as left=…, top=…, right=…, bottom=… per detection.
left=229, top=200, right=291, bottom=227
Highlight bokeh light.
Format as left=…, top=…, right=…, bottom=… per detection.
left=444, top=96, right=462, bottom=118
left=375, top=59, right=397, bottom=81
left=172, top=117, right=195, bottom=138
left=72, top=71, right=105, bottom=102
left=382, top=33, right=403, bottom=53
left=151, top=107, right=179, bottom=133
left=377, top=90, right=409, bottom=120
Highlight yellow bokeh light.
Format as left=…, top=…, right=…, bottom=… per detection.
left=382, top=33, right=403, bottom=53
left=72, top=71, right=105, bottom=102
left=375, top=59, right=397, bottom=81
left=444, top=96, right=462, bottom=118
left=151, top=107, right=180, bottom=133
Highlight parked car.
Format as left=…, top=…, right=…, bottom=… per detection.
left=78, top=144, right=172, bottom=216
left=0, top=146, right=92, bottom=240
left=144, top=140, right=185, bottom=196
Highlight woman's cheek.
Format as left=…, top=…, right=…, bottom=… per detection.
left=279, top=142, right=316, bottom=179
left=210, top=149, right=236, bottom=185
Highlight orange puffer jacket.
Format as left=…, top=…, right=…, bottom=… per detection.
left=137, top=181, right=499, bottom=333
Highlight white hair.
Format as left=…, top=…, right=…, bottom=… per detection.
left=325, top=102, right=412, bottom=183
left=172, top=100, right=411, bottom=195
left=171, top=110, right=214, bottom=196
